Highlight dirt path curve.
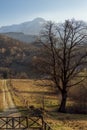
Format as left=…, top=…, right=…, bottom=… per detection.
left=1, top=79, right=21, bottom=116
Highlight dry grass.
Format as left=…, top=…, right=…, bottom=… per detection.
left=0, top=80, right=4, bottom=111
left=10, top=79, right=57, bottom=109
left=45, top=112, right=87, bottom=130
left=1, top=79, right=87, bottom=130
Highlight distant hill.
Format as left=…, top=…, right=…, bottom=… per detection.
left=0, top=34, right=42, bottom=78
left=0, top=17, right=46, bottom=35
left=1, top=32, right=38, bottom=43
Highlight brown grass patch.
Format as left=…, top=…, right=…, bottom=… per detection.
left=5, top=79, right=87, bottom=130
left=0, top=80, right=4, bottom=111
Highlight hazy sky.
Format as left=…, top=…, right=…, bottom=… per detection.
left=0, top=0, right=87, bottom=27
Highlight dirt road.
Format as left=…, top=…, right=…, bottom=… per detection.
left=0, top=80, right=29, bottom=129
left=1, top=80, right=20, bottom=116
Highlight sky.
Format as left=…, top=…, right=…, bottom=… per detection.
left=0, top=0, right=87, bottom=27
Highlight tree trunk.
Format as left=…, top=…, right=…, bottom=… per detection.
left=58, top=91, right=67, bottom=113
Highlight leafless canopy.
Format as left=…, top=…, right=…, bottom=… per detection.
left=40, top=19, right=87, bottom=112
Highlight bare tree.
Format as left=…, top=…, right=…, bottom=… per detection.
left=38, top=20, right=87, bottom=113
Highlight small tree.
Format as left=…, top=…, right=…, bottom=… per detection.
left=39, top=20, right=87, bottom=113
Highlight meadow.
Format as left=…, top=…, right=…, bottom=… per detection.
left=0, top=79, right=87, bottom=130
left=10, top=79, right=87, bottom=130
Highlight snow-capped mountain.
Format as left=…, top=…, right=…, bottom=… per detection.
left=0, top=17, right=46, bottom=35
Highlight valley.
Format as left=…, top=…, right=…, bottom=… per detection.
left=0, top=0, right=87, bottom=129
left=0, top=18, right=87, bottom=130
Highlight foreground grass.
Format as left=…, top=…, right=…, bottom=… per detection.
left=1, top=79, right=87, bottom=130
left=10, top=79, right=57, bottom=109
left=45, top=111, right=87, bottom=130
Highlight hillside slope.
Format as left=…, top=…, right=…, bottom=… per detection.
left=0, top=34, right=42, bottom=78
left=1, top=32, right=38, bottom=43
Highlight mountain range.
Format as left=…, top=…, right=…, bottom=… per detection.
left=0, top=18, right=86, bottom=43
left=0, top=17, right=46, bottom=35
left=0, top=18, right=46, bottom=43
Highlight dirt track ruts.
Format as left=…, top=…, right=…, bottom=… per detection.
left=1, top=80, right=20, bottom=116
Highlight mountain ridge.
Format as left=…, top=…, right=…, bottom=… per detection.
left=1, top=32, right=38, bottom=43
left=0, top=17, right=46, bottom=35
